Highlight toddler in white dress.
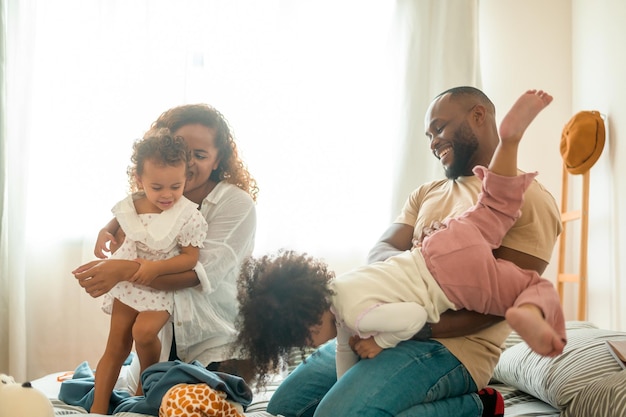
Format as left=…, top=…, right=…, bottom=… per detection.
left=89, top=128, right=207, bottom=414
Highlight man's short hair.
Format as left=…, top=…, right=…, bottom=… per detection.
left=437, top=86, right=495, bottom=113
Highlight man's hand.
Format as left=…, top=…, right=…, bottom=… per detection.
left=349, top=335, right=383, bottom=359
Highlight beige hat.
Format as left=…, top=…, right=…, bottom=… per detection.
left=560, top=110, right=606, bottom=175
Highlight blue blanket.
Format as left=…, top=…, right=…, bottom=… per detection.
left=59, top=360, right=252, bottom=416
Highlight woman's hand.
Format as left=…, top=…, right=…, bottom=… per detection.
left=72, top=259, right=139, bottom=298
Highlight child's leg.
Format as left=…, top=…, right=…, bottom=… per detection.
left=504, top=274, right=566, bottom=357
left=132, top=310, right=170, bottom=395
left=91, top=299, right=137, bottom=414
left=421, top=171, right=535, bottom=313
left=424, top=244, right=566, bottom=356
left=506, top=300, right=566, bottom=358
left=421, top=171, right=536, bottom=291
left=491, top=89, right=553, bottom=176
left=454, top=169, right=537, bottom=249
left=456, top=90, right=553, bottom=246
left=491, top=90, right=565, bottom=356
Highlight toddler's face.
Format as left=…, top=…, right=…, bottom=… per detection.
left=137, top=159, right=187, bottom=211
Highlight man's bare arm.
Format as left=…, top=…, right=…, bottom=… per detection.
left=493, top=246, right=548, bottom=274
left=427, top=311, right=503, bottom=339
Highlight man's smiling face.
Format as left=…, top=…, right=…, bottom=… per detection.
left=425, top=95, right=480, bottom=179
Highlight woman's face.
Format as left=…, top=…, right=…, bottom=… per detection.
left=174, top=123, right=220, bottom=202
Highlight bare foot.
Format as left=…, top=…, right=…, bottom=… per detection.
left=505, top=305, right=566, bottom=357
left=499, top=89, right=553, bottom=143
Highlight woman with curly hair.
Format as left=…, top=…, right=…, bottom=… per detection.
left=236, top=91, right=566, bottom=390
left=73, top=104, right=258, bottom=385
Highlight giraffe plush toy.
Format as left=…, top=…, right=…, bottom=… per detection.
left=159, top=383, right=245, bottom=417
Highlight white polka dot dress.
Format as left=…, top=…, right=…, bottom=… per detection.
left=103, top=194, right=207, bottom=315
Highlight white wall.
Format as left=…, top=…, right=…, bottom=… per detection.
left=480, top=0, right=625, bottom=331
left=571, top=0, right=626, bottom=331
left=478, top=0, right=573, bottom=312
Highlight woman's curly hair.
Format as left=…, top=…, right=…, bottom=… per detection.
left=235, top=250, right=335, bottom=386
left=152, top=104, right=259, bottom=202
left=127, top=128, right=189, bottom=193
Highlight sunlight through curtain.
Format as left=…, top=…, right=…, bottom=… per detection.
left=392, top=0, right=481, bottom=215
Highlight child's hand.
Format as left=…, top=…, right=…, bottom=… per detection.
left=94, top=229, right=116, bottom=259
left=352, top=336, right=383, bottom=359
left=130, top=259, right=159, bottom=286
left=413, top=220, right=446, bottom=248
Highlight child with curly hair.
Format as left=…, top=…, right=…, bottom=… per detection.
left=236, top=90, right=566, bottom=384
left=87, top=128, right=208, bottom=414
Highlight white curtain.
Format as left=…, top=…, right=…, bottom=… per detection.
left=392, top=0, right=480, bottom=215
left=0, top=0, right=478, bottom=381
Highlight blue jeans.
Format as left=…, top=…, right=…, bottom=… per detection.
left=267, top=339, right=482, bottom=417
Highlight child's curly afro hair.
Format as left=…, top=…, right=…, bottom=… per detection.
left=235, top=250, right=335, bottom=386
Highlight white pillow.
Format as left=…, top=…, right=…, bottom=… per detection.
left=494, top=323, right=626, bottom=410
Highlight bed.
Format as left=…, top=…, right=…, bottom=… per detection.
left=33, top=372, right=559, bottom=417
left=32, top=321, right=626, bottom=417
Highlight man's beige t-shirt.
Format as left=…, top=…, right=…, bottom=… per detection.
left=395, top=172, right=562, bottom=388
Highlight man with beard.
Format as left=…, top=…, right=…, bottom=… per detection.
left=266, top=87, right=562, bottom=417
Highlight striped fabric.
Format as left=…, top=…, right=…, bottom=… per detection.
left=286, top=346, right=317, bottom=374
left=563, top=370, right=626, bottom=417
left=244, top=376, right=282, bottom=414
left=494, top=325, right=626, bottom=412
